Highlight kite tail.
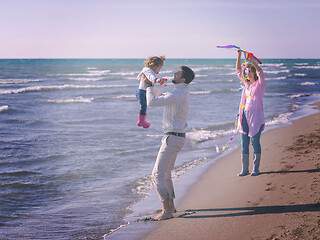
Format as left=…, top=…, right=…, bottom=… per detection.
left=246, top=52, right=262, bottom=64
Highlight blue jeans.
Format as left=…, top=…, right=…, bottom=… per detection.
left=241, top=111, right=264, bottom=154
left=136, top=89, right=147, bottom=115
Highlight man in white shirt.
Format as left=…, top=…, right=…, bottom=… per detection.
left=143, top=65, right=195, bottom=220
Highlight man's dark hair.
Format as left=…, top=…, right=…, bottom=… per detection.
left=181, top=66, right=195, bottom=84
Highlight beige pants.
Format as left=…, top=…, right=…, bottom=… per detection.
left=152, top=134, right=185, bottom=202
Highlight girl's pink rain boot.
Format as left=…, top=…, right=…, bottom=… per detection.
left=137, top=114, right=150, bottom=128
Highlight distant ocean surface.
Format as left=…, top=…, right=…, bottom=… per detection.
left=1, top=59, right=319, bottom=239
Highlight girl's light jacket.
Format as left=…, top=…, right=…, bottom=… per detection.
left=236, top=69, right=266, bottom=137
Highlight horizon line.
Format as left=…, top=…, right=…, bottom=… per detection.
left=1, top=57, right=320, bottom=60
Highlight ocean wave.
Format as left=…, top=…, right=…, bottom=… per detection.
left=192, top=66, right=230, bottom=72
left=294, top=63, right=309, bottom=66
left=0, top=170, right=39, bottom=176
left=267, top=76, right=287, bottom=81
left=262, top=63, right=284, bottom=67
left=0, top=84, right=136, bottom=95
left=190, top=91, right=212, bottom=95
left=145, top=134, right=163, bottom=138
left=112, top=95, right=136, bottom=99
left=294, top=73, right=307, bottom=76
left=67, top=77, right=105, bottom=81
left=299, top=82, right=319, bottom=86
left=49, top=70, right=111, bottom=77
left=88, top=70, right=111, bottom=75
left=159, top=70, right=173, bottom=74
left=265, top=112, right=292, bottom=126
left=0, top=105, right=9, bottom=113
left=0, top=78, right=45, bottom=84
left=196, top=74, right=209, bottom=77
left=187, top=128, right=236, bottom=143
left=48, top=96, right=94, bottom=104
left=293, top=65, right=320, bottom=69
left=172, top=157, right=212, bottom=180
left=219, top=72, right=237, bottom=76
left=187, top=130, right=218, bottom=142
left=287, top=93, right=312, bottom=99
left=208, top=78, right=234, bottom=83
left=133, top=156, right=212, bottom=199
left=109, top=71, right=140, bottom=76
left=263, top=69, right=290, bottom=74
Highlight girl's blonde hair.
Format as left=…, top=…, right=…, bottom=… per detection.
left=144, top=56, right=166, bottom=70
left=242, top=63, right=258, bottom=81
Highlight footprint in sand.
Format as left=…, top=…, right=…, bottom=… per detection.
left=265, top=186, right=276, bottom=191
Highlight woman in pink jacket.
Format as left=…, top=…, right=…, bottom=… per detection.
left=235, top=50, right=266, bottom=176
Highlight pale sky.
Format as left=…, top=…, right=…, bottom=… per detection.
left=1, top=0, right=319, bottom=59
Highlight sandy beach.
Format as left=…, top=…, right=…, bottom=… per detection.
left=143, top=102, right=320, bottom=240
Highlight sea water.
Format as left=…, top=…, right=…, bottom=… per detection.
left=0, top=59, right=319, bottom=239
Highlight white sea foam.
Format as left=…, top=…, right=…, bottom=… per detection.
left=112, top=95, right=136, bottom=99
left=0, top=105, right=9, bottom=112
left=109, top=71, right=140, bottom=76
left=187, top=128, right=236, bottom=143
left=267, top=76, right=287, bottom=81
left=219, top=72, right=237, bottom=76
left=192, top=66, right=230, bottom=72
left=0, top=78, right=45, bottom=84
left=87, top=70, right=111, bottom=75
left=159, top=70, right=173, bottom=74
left=262, top=63, right=284, bottom=67
left=132, top=155, right=211, bottom=199
left=290, top=93, right=320, bottom=99
left=287, top=94, right=312, bottom=99
left=293, top=65, right=320, bottom=69
left=266, top=112, right=293, bottom=126
left=0, top=84, right=136, bottom=95
left=294, top=63, right=309, bottom=66
left=87, top=67, right=97, bottom=70
left=294, top=73, right=307, bottom=76
left=190, top=91, right=212, bottom=95
left=49, top=70, right=111, bottom=77
left=145, top=134, right=163, bottom=138
left=196, top=74, right=209, bottom=77
left=263, top=69, right=290, bottom=74
left=48, top=96, right=94, bottom=104
left=187, top=130, right=218, bottom=142
left=67, top=77, right=105, bottom=81
left=300, top=82, right=318, bottom=86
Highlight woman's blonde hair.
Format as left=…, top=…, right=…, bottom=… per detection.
left=243, top=63, right=258, bottom=81
left=144, top=56, right=166, bottom=70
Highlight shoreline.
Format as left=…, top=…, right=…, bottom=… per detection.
left=141, top=101, right=320, bottom=240
left=106, top=98, right=320, bottom=240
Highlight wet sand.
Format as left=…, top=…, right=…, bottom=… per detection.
left=142, top=102, right=320, bottom=240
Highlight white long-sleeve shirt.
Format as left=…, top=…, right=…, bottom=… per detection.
left=137, top=67, right=158, bottom=90
left=146, top=83, right=189, bottom=133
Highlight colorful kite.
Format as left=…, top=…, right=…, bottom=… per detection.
left=217, top=45, right=262, bottom=64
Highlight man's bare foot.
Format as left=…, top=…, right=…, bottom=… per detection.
left=153, top=211, right=173, bottom=221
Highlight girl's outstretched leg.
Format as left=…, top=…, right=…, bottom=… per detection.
left=136, top=89, right=150, bottom=128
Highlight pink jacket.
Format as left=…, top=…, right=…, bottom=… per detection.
left=236, top=69, right=266, bottom=137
